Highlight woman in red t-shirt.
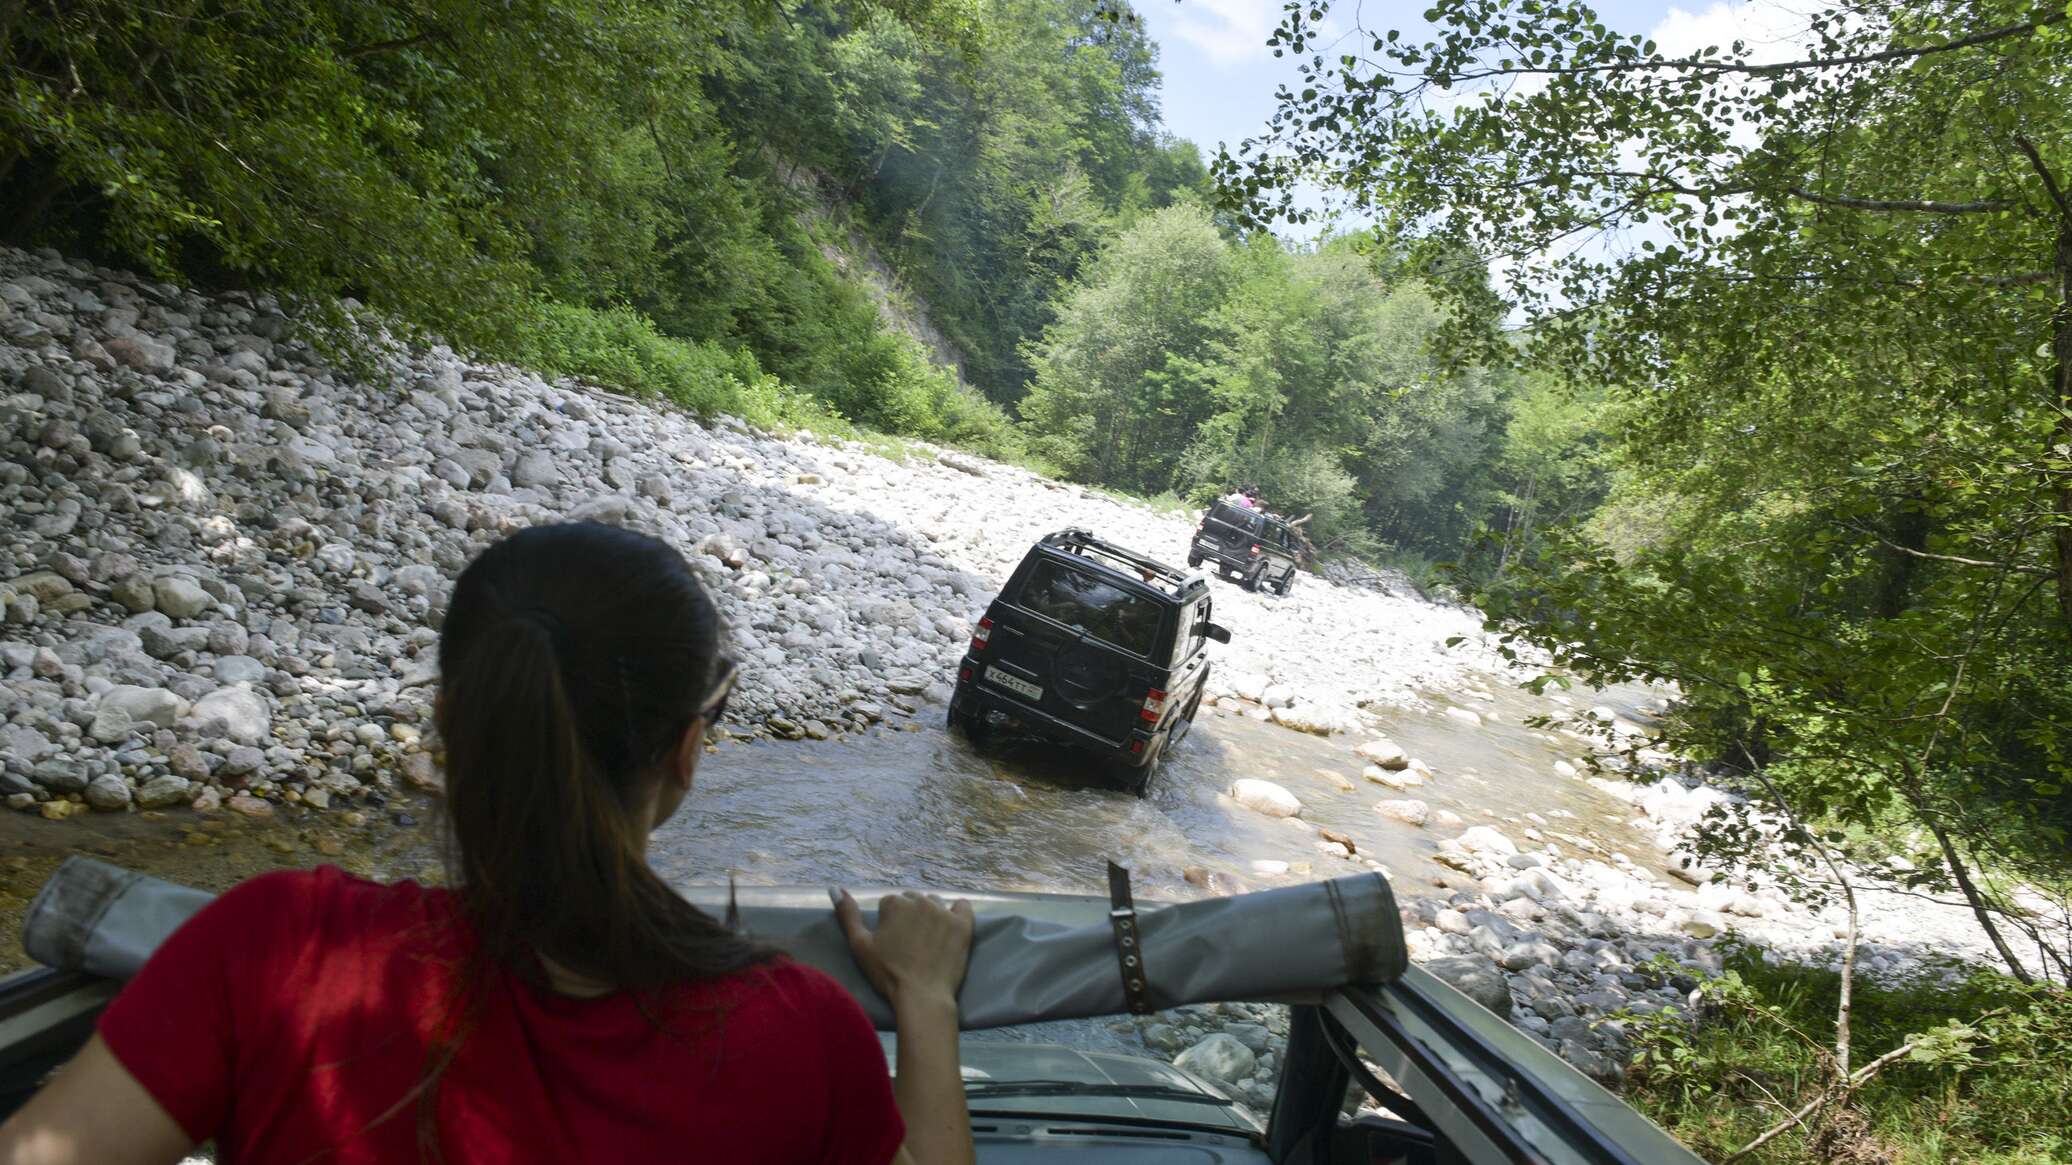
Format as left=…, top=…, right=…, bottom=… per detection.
left=0, top=522, right=977, bottom=1165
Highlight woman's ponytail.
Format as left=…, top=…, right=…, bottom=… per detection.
left=435, top=524, right=767, bottom=990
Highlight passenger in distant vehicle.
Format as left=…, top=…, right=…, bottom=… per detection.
left=0, top=523, right=977, bottom=1165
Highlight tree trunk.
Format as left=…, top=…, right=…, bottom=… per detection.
left=1917, top=798, right=2033, bottom=983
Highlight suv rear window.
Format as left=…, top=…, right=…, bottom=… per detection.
left=1016, top=560, right=1163, bottom=657
left=1208, top=502, right=1263, bottom=533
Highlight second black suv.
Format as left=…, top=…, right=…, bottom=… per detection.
left=1189, top=500, right=1300, bottom=594
left=948, top=529, right=1231, bottom=796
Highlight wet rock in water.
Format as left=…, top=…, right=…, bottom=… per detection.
left=1182, top=867, right=1250, bottom=896
left=1363, top=763, right=1426, bottom=790
left=1228, top=778, right=1302, bottom=818
left=1424, top=956, right=1512, bottom=1018
left=85, top=774, right=132, bottom=811
left=226, top=794, right=274, bottom=818
left=1248, top=859, right=1290, bottom=877
left=1317, top=826, right=1357, bottom=855
left=1270, top=702, right=1358, bottom=735
left=1431, top=808, right=1464, bottom=830
left=135, top=775, right=193, bottom=809
left=1443, top=706, right=1483, bottom=727
left=1173, top=1033, right=1256, bottom=1084
left=1315, top=768, right=1356, bottom=793
left=1354, top=738, right=1409, bottom=770
left=1374, top=799, right=1430, bottom=827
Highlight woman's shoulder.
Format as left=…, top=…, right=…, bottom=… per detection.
left=203, top=865, right=452, bottom=945
left=723, top=957, right=875, bottom=1024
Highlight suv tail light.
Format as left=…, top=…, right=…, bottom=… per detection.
left=1140, top=688, right=1167, bottom=722
left=970, top=617, right=994, bottom=653
left=1248, top=543, right=1261, bottom=556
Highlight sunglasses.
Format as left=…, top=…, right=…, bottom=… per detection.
left=697, top=656, right=738, bottom=727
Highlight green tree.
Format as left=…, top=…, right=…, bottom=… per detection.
left=1224, top=0, right=2072, bottom=978
left=1019, top=203, right=1235, bottom=488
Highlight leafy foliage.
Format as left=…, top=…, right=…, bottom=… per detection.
left=1227, top=0, right=2072, bottom=980
left=1623, top=944, right=2072, bottom=1163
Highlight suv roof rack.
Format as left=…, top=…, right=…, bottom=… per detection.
left=1039, top=528, right=1197, bottom=592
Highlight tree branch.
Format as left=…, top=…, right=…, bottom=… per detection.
left=1394, top=8, right=2065, bottom=82
left=2013, top=134, right=2072, bottom=222
left=1862, top=532, right=2054, bottom=575
left=343, top=30, right=446, bottom=59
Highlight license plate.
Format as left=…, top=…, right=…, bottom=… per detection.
left=1194, top=538, right=1218, bottom=551
left=985, top=667, right=1043, bottom=702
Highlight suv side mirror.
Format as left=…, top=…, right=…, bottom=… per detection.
left=1204, top=622, right=1232, bottom=644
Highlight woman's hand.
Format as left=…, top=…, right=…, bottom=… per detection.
left=833, top=889, right=974, bottom=1010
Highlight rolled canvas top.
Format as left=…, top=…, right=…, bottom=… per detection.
left=23, top=857, right=1406, bottom=1030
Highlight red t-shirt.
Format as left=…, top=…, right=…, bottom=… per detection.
left=97, top=867, right=904, bottom=1164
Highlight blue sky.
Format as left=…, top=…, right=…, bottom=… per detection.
left=1132, top=0, right=1813, bottom=236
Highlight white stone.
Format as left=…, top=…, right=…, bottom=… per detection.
left=1228, top=778, right=1302, bottom=818
left=1354, top=738, right=1409, bottom=769
left=1173, top=1033, right=1256, bottom=1084
left=1374, top=799, right=1430, bottom=826
left=187, top=686, right=270, bottom=745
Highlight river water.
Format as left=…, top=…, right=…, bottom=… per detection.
left=0, top=670, right=1668, bottom=972
left=652, top=677, right=1668, bottom=905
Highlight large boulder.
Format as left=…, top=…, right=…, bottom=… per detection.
left=99, top=685, right=187, bottom=729
left=1173, top=1033, right=1256, bottom=1084
left=1228, top=778, right=1302, bottom=818
left=187, top=685, right=270, bottom=745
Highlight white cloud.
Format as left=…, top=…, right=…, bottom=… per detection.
left=1648, top=0, right=1824, bottom=62
left=1167, top=0, right=1277, bottom=67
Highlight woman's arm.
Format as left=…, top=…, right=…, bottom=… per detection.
left=0, top=1034, right=194, bottom=1165
left=836, top=890, right=976, bottom=1165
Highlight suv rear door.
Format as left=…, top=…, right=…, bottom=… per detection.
left=985, top=556, right=1168, bottom=744
left=1200, top=502, right=1263, bottom=562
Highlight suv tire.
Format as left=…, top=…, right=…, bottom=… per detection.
left=948, top=697, right=990, bottom=746
left=1242, top=566, right=1262, bottom=592
left=1274, top=569, right=1295, bottom=596
left=1187, top=551, right=1203, bottom=568
left=1125, top=733, right=1164, bottom=798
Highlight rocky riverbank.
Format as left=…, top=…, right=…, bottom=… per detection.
left=0, top=244, right=1505, bottom=821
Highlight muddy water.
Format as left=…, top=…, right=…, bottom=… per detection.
left=0, top=672, right=1667, bottom=975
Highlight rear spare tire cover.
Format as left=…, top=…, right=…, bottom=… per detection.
left=1055, top=641, right=1127, bottom=705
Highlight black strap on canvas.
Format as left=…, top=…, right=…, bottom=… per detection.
left=1107, top=861, right=1153, bottom=1014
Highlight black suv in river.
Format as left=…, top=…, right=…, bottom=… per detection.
left=1189, top=500, right=1301, bottom=594
left=948, top=529, right=1230, bottom=796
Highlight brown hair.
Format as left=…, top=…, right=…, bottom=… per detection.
left=435, top=520, right=766, bottom=989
